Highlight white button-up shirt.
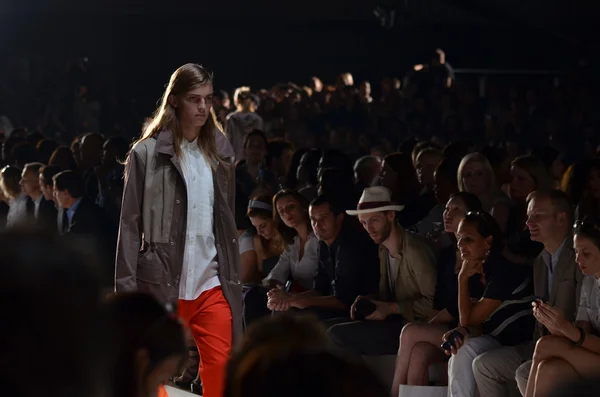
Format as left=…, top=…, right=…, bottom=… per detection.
left=263, top=232, right=319, bottom=290
left=179, top=138, right=220, bottom=301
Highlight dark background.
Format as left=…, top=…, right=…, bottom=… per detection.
left=1, top=0, right=597, bottom=114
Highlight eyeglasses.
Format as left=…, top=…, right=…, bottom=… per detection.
left=573, top=219, right=600, bottom=232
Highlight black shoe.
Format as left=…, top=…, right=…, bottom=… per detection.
left=172, top=377, right=193, bottom=390
left=190, top=380, right=203, bottom=395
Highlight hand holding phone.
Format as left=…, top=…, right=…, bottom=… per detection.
left=531, top=296, right=547, bottom=307
left=441, top=329, right=465, bottom=353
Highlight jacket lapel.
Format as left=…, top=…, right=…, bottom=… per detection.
left=549, top=242, right=574, bottom=306
left=533, top=255, right=548, bottom=299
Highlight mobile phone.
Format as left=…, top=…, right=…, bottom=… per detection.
left=441, top=329, right=465, bottom=352
left=530, top=296, right=547, bottom=306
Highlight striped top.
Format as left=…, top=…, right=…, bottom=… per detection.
left=480, top=255, right=535, bottom=346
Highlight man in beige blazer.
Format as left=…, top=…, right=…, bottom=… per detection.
left=473, top=189, right=583, bottom=397
left=327, top=186, right=437, bottom=355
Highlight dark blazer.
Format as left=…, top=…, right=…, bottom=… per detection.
left=64, top=198, right=117, bottom=286
left=37, top=197, right=58, bottom=231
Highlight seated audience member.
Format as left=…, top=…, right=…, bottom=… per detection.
left=1, top=165, right=28, bottom=228
left=391, top=192, right=483, bottom=395
left=0, top=229, right=109, bottom=397
left=105, top=292, right=187, bottom=397
left=225, top=314, right=387, bottom=397
left=53, top=170, right=115, bottom=285
left=410, top=157, right=461, bottom=242
left=240, top=194, right=285, bottom=283
left=353, top=155, right=381, bottom=192
left=473, top=190, right=582, bottom=397
left=524, top=217, right=600, bottom=397
left=503, top=155, right=552, bottom=264
left=381, top=152, right=437, bottom=228
left=242, top=194, right=286, bottom=326
left=327, top=186, right=437, bottom=355
left=295, top=149, right=321, bottom=202
left=414, top=147, right=443, bottom=192
left=20, top=162, right=57, bottom=230
left=235, top=130, right=274, bottom=199
left=39, top=164, right=61, bottom=204
left=442, top=211, right=535, bottom=397
left=262, top=190, right=319, bottom=291
left=267, top=195, right=380, bottom=320
left=458, top=152, right=512, bottom=232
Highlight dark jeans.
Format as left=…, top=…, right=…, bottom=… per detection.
left=327, top=315, right=405, bottom=355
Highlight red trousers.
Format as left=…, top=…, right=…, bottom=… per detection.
left=178, top=286, right=232, bottom=397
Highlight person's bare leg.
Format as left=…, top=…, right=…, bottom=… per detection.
left=391, top=323, right=448, bottom=396
left=406, top=341, right=445, bottom=385
left=526, top=335, right=600, bottom=397
left=532, top=359, right=578, bottom=397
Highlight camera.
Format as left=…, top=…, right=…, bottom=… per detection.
left=354, top=299, right=377, bottom=321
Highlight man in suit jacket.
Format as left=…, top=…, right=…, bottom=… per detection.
left=20, top=162, right=57, bottom=231
left=53, top=170, right=116, bottom=286
left=473, top=189, right=583, bottom=397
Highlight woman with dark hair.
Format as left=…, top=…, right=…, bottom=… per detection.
left=443, top=211, right=534, bottom=397
left=524, top=217, right=600, bottom=397
left=392, top=192, right=483, bottom=394
left=381, top=152, right=437, bottom=228
left=106, top=292, right=187, bottom=397
left=242, top=194, right=288, bottom=326
left=262, top=190, right=318, bottom=292
left=244, top=194, right=286, bottom=283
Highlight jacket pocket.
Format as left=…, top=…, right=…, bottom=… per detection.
left=137, top=251, right=164, bottom=285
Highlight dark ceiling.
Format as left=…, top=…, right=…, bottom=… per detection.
left=5, top=0, right=597, bottom=25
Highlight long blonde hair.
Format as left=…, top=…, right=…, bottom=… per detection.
left=133, top=63, right=224, bottom=162
left=457, top=152, right=498, bottom=194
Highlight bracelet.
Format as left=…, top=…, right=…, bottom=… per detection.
left=574, top=326, right=586, bottom=347
left=459, top=326, right=471, bottom=338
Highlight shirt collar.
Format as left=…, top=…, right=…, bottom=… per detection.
left=544, top=237, right=567, bottom=273
left=180, top=137, right=199, bottom=151
left=67, top=198, right=83, bottom=217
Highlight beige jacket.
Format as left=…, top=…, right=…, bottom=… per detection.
left=378, top=227, right=437, bottom=322
left=115, top=129, right=243, bottom=345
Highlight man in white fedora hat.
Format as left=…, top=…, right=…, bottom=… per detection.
left=327, top=186, right=437, bottom=355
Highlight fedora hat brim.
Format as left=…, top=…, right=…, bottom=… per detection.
left=346, top=204, right=405, bottom=216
